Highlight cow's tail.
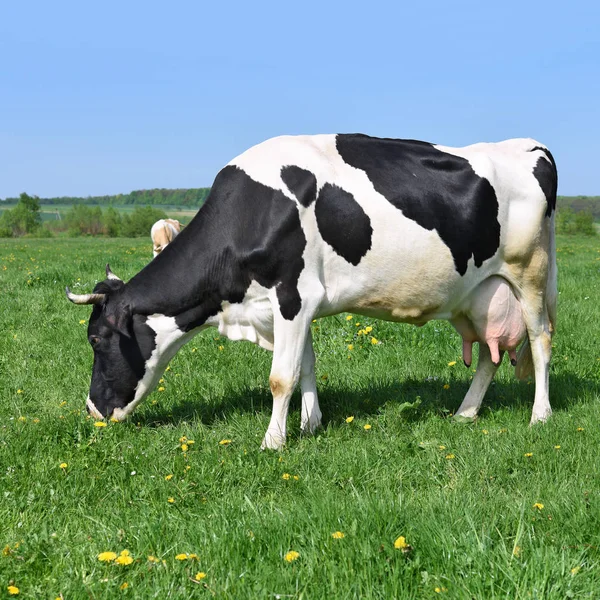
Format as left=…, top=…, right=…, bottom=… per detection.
left=516, top=156, right=557, bottom=380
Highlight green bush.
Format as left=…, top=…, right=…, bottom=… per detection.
left=120, top=206, right=167, bottom=237
left=556, top=207, right=596, bottom=235
left=0, top=192, right=42, bottom=236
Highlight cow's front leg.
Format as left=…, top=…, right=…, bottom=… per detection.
left=260, top=315, right=310, bottom=451
left=454, top=344, right=500, bottom=421
left=300, top=330, right=322, bottom=434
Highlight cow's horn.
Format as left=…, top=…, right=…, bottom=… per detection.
left=65, top=287, right=106, bottom=305
left=105, top=264, right=121, bottom=281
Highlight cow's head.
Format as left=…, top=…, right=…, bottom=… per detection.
left=66, top=265, right=172, bottom=421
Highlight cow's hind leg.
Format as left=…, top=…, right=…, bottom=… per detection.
left=454, top=345, right=500, bottom=421
left=519, top=295, right=552, bottom=425
left=300, top=330, right=322, bottom=434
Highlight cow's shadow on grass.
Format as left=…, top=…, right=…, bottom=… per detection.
left=136, top=371, right=599, bottom=430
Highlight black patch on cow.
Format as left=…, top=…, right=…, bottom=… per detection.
left=281, top=165, right=317, bottom=207
left=314, top=183, right=372, bottom=265
left=336, top=134, right=501, bottom=275
left=126, top=165, right=307, bottom=328
left=529, top=147, right=557, bottom=217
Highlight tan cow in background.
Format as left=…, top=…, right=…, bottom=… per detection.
left=151, top=219, right=181, bottom=257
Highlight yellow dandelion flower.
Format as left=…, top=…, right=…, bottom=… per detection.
left=482, top=429, right=488, bottom=435
left=98, top=551, right=117, bottom=562
left=179, top=436, right=187, bottom=443
left=218, top=345, right=224, bottom=351
left=18, top=416, right=26, bottom=422
left=438, top=445, right=446, bottom=450
left=347, top=344, right=354, bottom=350
left=159, top=378, right=165, bottom=384
left=33, top=418, right=40, bottom=423
left=94, top=421, right=107, bottom=428
left=571, top=566, right=581, bottom=575
left=188, top=553, right=198, bottom=559
left=447, top=361, right=457, bottom=366
left=355, top=322, right=360, bottom=326
left=158, top=386, right=165, bottom=392
left=168, top=497, right=175, bottom=504
left=345, top=416, right=354, bottom=423
left=120, top=582, right=129, bottom=590
left=115, top=553, right=133, bottom=566
left=364, top=326, right=373, bottom=333
left=148, top=555, right=160, bottom=563
left=2, top=545, right=11, bottom=557
left=513, top=545, right=521, bottom=557
left=165, top=474, right=173, bottom=481
left=7, top=586, right=19, bottom=596
left=181, top=443, right=189, bottom=452
left=370, top=337, right=378, bottom=345
left=577, top=427, right=584, bottom=432
left=394, top=536, right=408, bottom=550
left=59, top=401, right=67, bottom=407
left=345, top=315, right=353, bottom=321
left=554, top=445, right=561, bottom=449
left=16, top=389, right=23, bottom=394
left=79, top=319, right=86, bottom=325
left=185, top=465, right=191, bottom=471
left=194, top=572, right=207, bottom=580
left=443, top=384, right=450, bottom=390
left=293, top=475, right=300, bottom=480
left=533, top=503, right=544, bottom=510
left=59, top=462, right=68, bottom=469
left=357, top=329, right=365, bottom=335
left=524, top=452, right=533, bottom=457
left=284, top=550, right=300, bottom=562
left=331, top=531, right=345, bottom=539
left=282, top=473, right=291, bottom=480
left=445, top=454, right=455, bottom=460
left=175, top=553, right=189, bottom=561
left=219, top=439, right=232, bottom=445
left=364, top=424, right=372, bottom=430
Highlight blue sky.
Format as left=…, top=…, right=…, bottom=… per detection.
left=1, top=0, right=598, bottom=198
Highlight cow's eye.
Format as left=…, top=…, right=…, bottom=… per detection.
left=89, top=335, right=101, bottom=346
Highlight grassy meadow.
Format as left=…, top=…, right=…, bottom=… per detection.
left=1, top=235, right=600, bottom=599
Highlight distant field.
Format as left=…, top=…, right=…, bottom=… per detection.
left=1, top=235, right=599, bottom=598
left=0, top=204, right=200, bottom=224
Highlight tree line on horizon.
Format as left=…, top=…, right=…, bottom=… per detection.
left=1, top=192, right=598, bottom=238
left=0, top=187, right=211, bottom=207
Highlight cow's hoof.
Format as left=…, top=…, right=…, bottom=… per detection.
left=300, top=416, right=322, bottom=435
left=529, top=410, right=552, bottom=426
left=260, top=432, right=286, bottom=451
left=453, top=413, right=477, bottom=424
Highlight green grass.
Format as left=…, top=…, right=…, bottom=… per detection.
left=1, top=235, right=599, bottom=599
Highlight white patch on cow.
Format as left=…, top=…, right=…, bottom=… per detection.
left=86, top=396, right=104, bottom=420
left=112, top=314, right=193, bottom=421
left=206, top=280, right=275, bottom=350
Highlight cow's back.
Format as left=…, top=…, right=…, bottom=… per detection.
left=226, top=134, right=552, bottom=324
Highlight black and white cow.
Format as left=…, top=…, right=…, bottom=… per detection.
left=66, top=134, right=557, bottom=449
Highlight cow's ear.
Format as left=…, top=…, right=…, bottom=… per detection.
left=105, top=304, right=132, bottom=338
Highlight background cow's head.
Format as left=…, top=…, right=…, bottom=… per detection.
left=66, top=265, right=160, bottom=420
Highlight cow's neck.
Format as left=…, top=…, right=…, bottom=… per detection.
left=123, top=210, right=243, bottom=332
